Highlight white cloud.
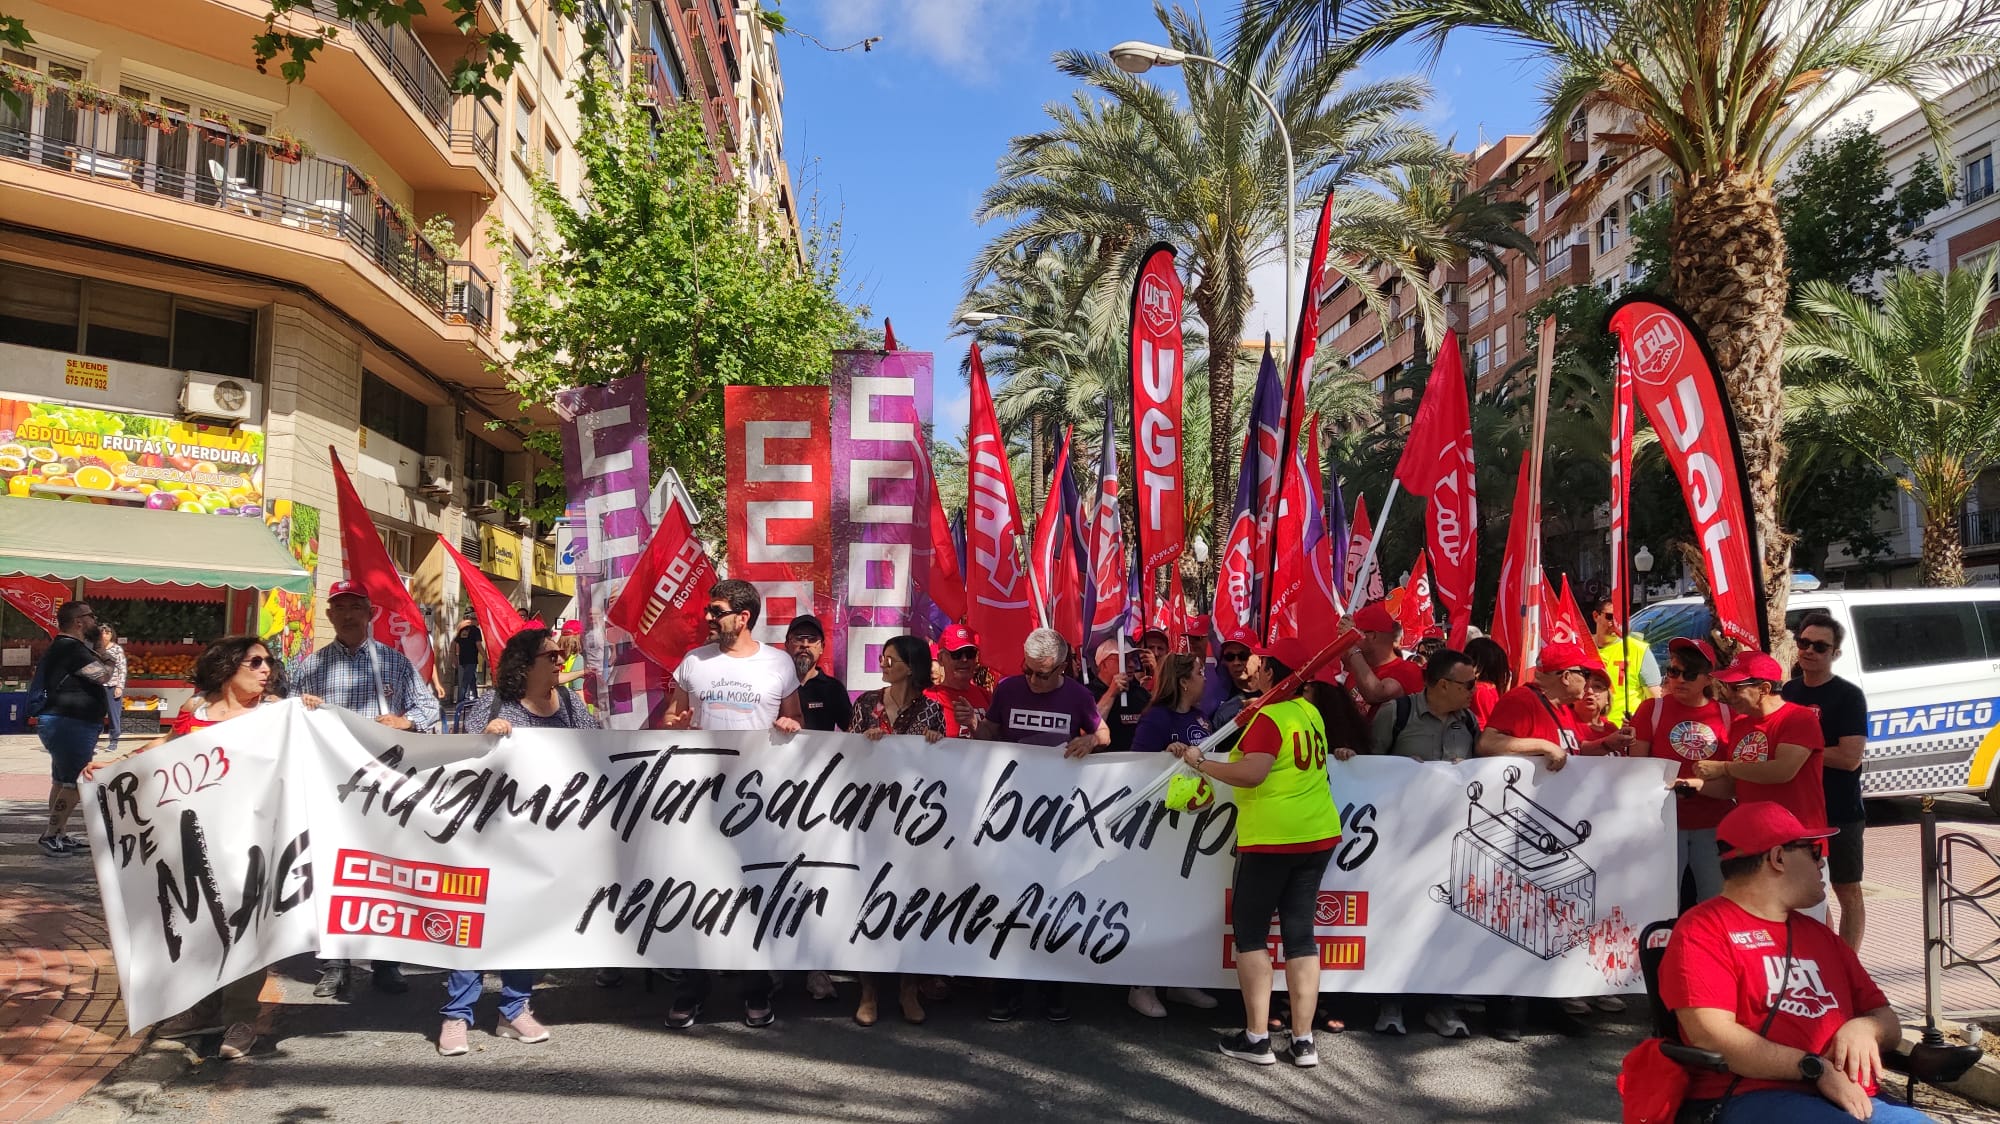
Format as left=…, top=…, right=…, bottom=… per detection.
left=816, top=0, right=1041, bottom=83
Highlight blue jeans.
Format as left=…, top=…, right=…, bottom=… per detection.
left=1717, top=1090, right=1935, bottom=1123
left=456, top=663, right=479, bottom=706
left=38, top=714, right=101, bottom=785
left=440, top=969, right=536, bottom=1024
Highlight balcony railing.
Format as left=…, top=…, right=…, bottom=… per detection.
left=1964, top=508, right=2000, bottom=549
left=0, top=76, right=490, bottom=334
left=449, top=95, right=499, bottom=172
left=308, top=4, right=498, bottom=173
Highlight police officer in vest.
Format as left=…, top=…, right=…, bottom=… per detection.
left=1178, top=639, right=1342, bottom=1069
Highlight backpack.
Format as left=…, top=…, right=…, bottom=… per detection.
left=23, top=658, right=48, bottom=718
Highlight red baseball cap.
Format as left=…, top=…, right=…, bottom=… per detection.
left=1715, top=801, right=1837, bottom=860
left=938, top=623, right=979, bottom=652
left=1353, top=602, right=1399, bottom=634
left=559, top=620, right=583, bottom=635
left=1535, top=642, right=1595, bottom=673
left=1714, top=649, right=1785, bottom=685
left=1138, top=627, right=1170, bottom=644
left=1667, top=636, right=1719, bottom=670
left=1185, top=615, right=1211, bottom=634
left=1422, top=626, right=1446, bottom=641
left=327, top=579, right=369, bottom=603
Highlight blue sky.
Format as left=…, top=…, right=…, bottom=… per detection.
left=778, top=0, right=1554, bottom=443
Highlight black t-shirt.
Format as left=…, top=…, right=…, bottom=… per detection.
left=797, top=672, right=853, bottom=732
left=454, top=625, right=483, bottom=664
left=1087, top=675, right=1148, bottom=753
left=38, top=635, right=109, bottom=722
left=1781, top=674, right=1869, bottom=824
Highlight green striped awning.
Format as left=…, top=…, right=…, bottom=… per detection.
left=0, top=497, right=312, bottom=593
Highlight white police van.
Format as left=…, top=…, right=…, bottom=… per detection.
left=1630, top=587, right=2000, bottom=811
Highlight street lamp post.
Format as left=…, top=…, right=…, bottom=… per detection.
left=1108, top=40, right=1299, bottom=350
left=1631, top=544, right=1655, bottom=622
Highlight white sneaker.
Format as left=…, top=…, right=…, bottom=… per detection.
left=1595, top=996, right=1627, bottom=1013
left=1425, top=1006, right=1469, bottom=1038
left=1161, top=987, right=1218, bottom=1009
left=1127, top=986, right=1167, bottom=1018
left=1559, top=997, right=1593, bottom=1016
left=1374, top=1001, right=1405, bottom=1035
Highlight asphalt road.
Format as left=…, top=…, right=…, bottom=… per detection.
left=123, top=967, right=1640, bottom=1124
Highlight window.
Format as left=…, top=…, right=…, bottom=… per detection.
left=173, top=303, right=256, bottom=379
left=464, top=436, right=506, bottom=485
left=1626, top=260, right=1647, bottom=283
left=1627, top=188, right=1651, bottom=215
left=511, top=235, right=536, bottom=268
left=1471, top=338, right=1492, bottom=374
left=1492, top=274, right=1508, bottom=315
left=1657, top=171, right=1675, bottom=200
left=1523, top=191, right=1540, bottom=235
left=1965, top=149, right=1994, bottom=203
left=360, top=371, right=430, bottom=452
left=543, top=129, right=561, bottom=181
left=0, top=264, right=82, bottom=351
left=1597, top=204, right=1622, bottom=254
left=1350, top=334, right=1385, bottom=364
left=1469, top=284, right=1489, bottom=325
left=1525, top=254, right=1540, bottom=291
left=373, top=522, right=413, bottom=572
left=513, top=88, right=536, bottom=168
left=1493, top=324, right=1509, bottom=369
left=517, top=0, right=541, bottom=60
left=83, top=281, right=172, bottom=367
left=1852, top=601, right=1985, bottom=672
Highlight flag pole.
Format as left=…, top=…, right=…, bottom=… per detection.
left=1344, top=479, right=1401, bottom=615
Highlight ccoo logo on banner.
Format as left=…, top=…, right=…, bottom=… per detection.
left=85, top=703, right=1676, bottom=1032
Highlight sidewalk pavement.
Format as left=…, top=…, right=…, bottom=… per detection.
left=1864, top=794, right=2000, bottom=1022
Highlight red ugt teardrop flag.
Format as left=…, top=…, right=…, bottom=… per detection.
left=329, top=447, right=434, bottom=680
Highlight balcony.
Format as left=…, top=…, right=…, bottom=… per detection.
left=339, top=13, right=499, bottom=178
left=1538, top=244, right=1591, bottom=294
left=634, top=48, right=673, bottom=113
left=0, top=77, right=496, bottom=375
left=1965, top=508, right=2000, bottom=549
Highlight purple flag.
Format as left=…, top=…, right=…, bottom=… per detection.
left=830, top=350, right=934, bottom=691
left=556, top=374, right=670, bottom=729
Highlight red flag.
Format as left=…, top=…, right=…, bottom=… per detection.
left=1029, top=427, right=1086, bottom=652
left=1264, top=193, right=1338, bottom=628
left=1394, top=552, right=1434, bottom=638
left=329, top=447, right=434, bottom=680
left=1608, top=325, right=1636, bottom=637
left=920, top=441, right=967, bottom=624
left=0, top=576, right=67, bottom=636
left=1609, top=298, right=1766, bottom=650
left=1543, top=574, right=1595, bottom=653
left=438, top=536, right=528, bottom=677
left=883, top=319, right=898, bottom=351
left=1392, top=332, right=1478, bottom=645
left=1490, top=450, right=1545, bottom=679
left=1268, top=415, right=1336, bottom=642
left=1342, top=496, right=1385, bottom=607
left=1129, top=244, right=1185, bottom=584
left=607, top=496, right=716, bottom=673
left=964, top=346, right=1036, bottom=668
left=1087, top=403, right=1128, bottom=643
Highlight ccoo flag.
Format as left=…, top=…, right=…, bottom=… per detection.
left=329, top=447, right=433, bottom=680
left=606, top=492, right=715, bottom=675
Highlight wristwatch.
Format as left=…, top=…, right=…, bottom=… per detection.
left=1798, top=1054, right=1826, bottom=1082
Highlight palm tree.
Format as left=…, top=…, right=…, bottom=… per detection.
left=1784, top=259, right=2000, bottom=587
left=974, top=1, right=1459, bottom=546
left=1253, top=0, right=2000, bottom=645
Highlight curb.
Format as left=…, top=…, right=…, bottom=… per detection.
left=54, top=1039, right=194, bottom=1123
left=1898, top=1026, right=2000, bottom=1110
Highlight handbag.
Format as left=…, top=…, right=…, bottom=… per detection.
left=1619, top=1038, right=1693, bottom=1124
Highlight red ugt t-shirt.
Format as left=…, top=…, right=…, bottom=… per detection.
left=1485, top=685, right=1580, bottom=752
left=1660, top=896, right=1888, bottom=1100
left=1727, top=701, right=1829, bottom=829
left=1633, top=696, right=1734, bottom=830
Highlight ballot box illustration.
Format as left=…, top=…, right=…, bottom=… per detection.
left=1429, top=766, right=1596, bottom=959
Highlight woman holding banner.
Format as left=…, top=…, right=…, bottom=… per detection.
left=845, top=635, right=946, bottom=1026
left=87, top=634, right=322, bottom=1060
left=441, top=628, right=599, bottom=1056
left=1178, top=642, right=1342, bottom=1069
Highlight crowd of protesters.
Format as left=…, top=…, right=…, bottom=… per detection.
left=26, top=573, right=1928, bottom=1120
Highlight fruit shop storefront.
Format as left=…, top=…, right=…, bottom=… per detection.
left=0, top=395, right=310, bottom=730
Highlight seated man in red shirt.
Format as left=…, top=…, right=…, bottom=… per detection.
left=1660, top=802, right=1927, bottom=1123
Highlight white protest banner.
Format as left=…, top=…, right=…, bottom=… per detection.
left=88, top=702, right=1676, bottom=1031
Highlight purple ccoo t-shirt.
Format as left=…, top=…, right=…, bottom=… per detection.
left=986, top=675, right=1102, bottom=747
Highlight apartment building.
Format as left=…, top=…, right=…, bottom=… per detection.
left=0, top=0, right=761, bottom=699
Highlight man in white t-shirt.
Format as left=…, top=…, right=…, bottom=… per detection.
left=663, top=579, right=803, bottom=733
left=661, top=579, right=801, bottom=1031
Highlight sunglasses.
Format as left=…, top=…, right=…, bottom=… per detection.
left=1023, top=665, right=1061, bottom=680
left=705, top=605, right=742, bottom=620
left=1781, top=839, right=1828, bottom=861
left=1559, top=667, right=1591, bottom=680
left=1220, top=651, right=1251, bottom=663
left=540, top=650, right=564, bottom=663
left=241, top=655, right=272, bottom=669
left=1664, top=665, right=1707, bottom=680
left=1796, top=638, right=1835, bottom=654
left=947, top=649, right=979, bottom=660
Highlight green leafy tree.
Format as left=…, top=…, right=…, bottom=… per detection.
left=496, top=67, right=857, bottom=522
left=1260, top=0, right=2000, bottom=655
left=974, top=1, right=1459, bottom=547
left=1785, top=258, right=2000, bottom=586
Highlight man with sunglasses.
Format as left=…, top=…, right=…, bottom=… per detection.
left=1781, top=613, right=1869, bottom=951
left=784, top=615, right=851, bottom=733
left=1587, top=596, right=1660, bottom=727
left=1089, top=638, right=1147, bottom=752
left=1204, top=638, right=1257, bottom=748
left=294, top=578, right=441, bottom=998
left=1660, top=803, right=1921, bottom=1124
left=663, top=579, right=803, bottom=735
left=927, top=623, right=990, bottom=738
left=1476, top=642, right=1628, bottom=774
left=1695, top=651, right=1829, bottom=835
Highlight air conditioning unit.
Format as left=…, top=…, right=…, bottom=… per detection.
left=180, top=371, right=260, bottom=426
left=418, top=456, right=457, bottom=496
left=466, top=479, right=500, bottom=513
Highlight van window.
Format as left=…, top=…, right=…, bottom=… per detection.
left=1982, top=603, right=2000, bottom=658
left=1850, top=602, right=1986, bottom=672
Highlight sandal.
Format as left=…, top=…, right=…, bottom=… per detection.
left=1317, top=1014, right=1347, bottom=1035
